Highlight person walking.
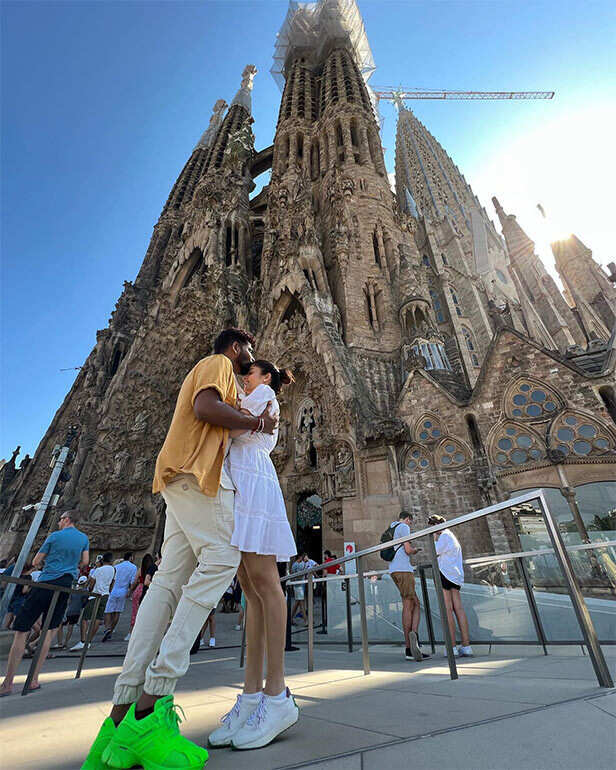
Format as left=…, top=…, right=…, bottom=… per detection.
left=71, top=552, right=115, bottom=651
left=81, top=327, right=277, bottom=770
left=208, top=359, right=298, bottom=751
left=102, top=553, right=137, bottom=642
left=428, top=515, right=473, bottom=657
left=289, top=555, right=308, bottom=626
left=0, top=510, right=89, bottom=696
left=387, top=512, right=430, bottom=662
left=125, top=553, right=153, bottom=641
left=54, top=575, right=89, bottom=648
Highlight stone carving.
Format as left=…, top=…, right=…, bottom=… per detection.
left=132, top=411, right=148, bottom=435
left=111, top=449, right=130, bottom=481
left=132, top=456, right=149, bottom=482
left=89, top=493, right=107, bottom=523
left=334, top=441, right=355, bottom=495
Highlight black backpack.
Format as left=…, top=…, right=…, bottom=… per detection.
left=380, top=522, right=401, bottom=562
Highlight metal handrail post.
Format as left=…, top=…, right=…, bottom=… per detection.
left=345, top=577, right=353, bottom=652
left=419, top=566, right=436, bottom=654
left=517, top=556, right=548, bottom=655
left=76, top=594, right=102, bottom=680
left=22, top=589, right=60, bottom=695
left=307, top=575, right=314, bottom=672
left=428, top=537, right=458, bottom=680
left=356, top=557, right=370, bottom=675
left=537, top=493, right=613, bottom=688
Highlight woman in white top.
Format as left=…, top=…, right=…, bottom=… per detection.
left=428, top=515, right=472, bottom=657
left=209, top=360, right=298, bottom=751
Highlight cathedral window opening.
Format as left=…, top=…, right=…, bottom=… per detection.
left=509, top=380, right=559, bottom=420
left=335, top=121, right=345, bottom=163
left=549, top=412, right=614, bottom=458
left=441, top=252, right=448, bottom=266
left=450, top=287, right=463, bottom=316
left=297, top=70, right=306, bottom=118
left=251, top=238, right=263, bottom=279
left=358, top=178, right=366, bottom=192
left=465, top=414, right=484, bottom=455
left=367, top=128, right=382, bottom=173
left=279, top=135, right=290, bottom=173
left=296, top=133, right=304, bottom=163
left=406, top=446, right=431, bottom=472
left=109, top=346, right=125, bottom=377
left=350, top=118, right=360, bottom=163
left=422, top=254, right=431, bottom=268
left=329, top=55, right=339, bottom=104
left=225, top=225, right=233, bottom=266
left=310, top=140, right=320, bottom=180
left=341, top=52, right=354, bottom=102
left=599, top=386, right=616, bottom=427
left=436, top=440, right=469, bottom=469
left=417, top=416, right=442, bottom=442
left=429, top=289, right=445, bottom=323
left=462, top=326, right=479, bottom=367
left=492, top=424, right=544, bottom=467
left=372, top=232, right=381, bottom=266
left=411, top=341, right=450, bottom=371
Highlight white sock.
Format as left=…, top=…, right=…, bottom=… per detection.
left=266, top=688, right=288, bottom=701
left=242, top=691, right=262, bottom=702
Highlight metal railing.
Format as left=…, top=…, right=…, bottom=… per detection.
left=0, top=575, right=104, bottom=695
left=268, top=490, right=614, bottom=688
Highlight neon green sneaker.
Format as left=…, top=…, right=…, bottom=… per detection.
left=102, top=695, right=208, bottom=770
left=81, top=717, right=116, bottom=769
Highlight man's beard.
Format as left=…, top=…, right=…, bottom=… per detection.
left=239, top=359, right=252, bottom=376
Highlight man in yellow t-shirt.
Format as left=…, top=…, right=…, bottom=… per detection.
left=84, top=328, right=277, bottom=770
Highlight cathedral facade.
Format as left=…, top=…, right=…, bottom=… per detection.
left=2, top=0, right=615, bottom=568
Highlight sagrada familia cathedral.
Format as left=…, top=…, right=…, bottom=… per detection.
left=2, top=0, right=615, bottom=566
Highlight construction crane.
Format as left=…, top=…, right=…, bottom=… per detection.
left=373, top=88, right=555, bottom=108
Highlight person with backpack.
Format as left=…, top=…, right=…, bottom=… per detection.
left=381, top=511, right=430, bottom=662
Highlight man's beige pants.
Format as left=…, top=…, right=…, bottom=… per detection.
left=113, top=474, right=240, bottom=704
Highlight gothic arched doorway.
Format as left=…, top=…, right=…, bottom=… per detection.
left=296, top=491, right=322, bottom=562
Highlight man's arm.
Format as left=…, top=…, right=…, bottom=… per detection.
left=194, top=388, right=277, bottom=434
left=31, top=551, right=46, bottom=569
left=80, top=550, right=89, bottom=569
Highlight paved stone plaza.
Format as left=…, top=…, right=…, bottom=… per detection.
left=1, top=606, right=614, bottom=770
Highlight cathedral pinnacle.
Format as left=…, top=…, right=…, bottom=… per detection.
left=194, top=99, right=228, bottom=151
left=231, top=64, right=257, bottom=113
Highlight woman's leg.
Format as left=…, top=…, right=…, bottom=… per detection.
left=241, top=552, right=287, bottom=696
left=237, top=561, right=265, bottom=694
left=451, top=590, right=470, bottom=647
left=442, top=589, right=457, bottom=647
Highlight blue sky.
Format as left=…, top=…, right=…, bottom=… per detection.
left=2, top=0, right=615, bottom=461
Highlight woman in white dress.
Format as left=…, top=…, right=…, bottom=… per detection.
left=209, top=360, right=299, bottom=750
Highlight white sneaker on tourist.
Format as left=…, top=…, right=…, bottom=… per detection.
left=232, top=688, right=299, bottom=750
left=124, top=633, right=131, bottom=642
left=234, top=624, right=241, bottom=631
left=459, top=645, right=474, bottom=657
left=443, top=646, right=459, bottom=657
left=209, top=637, right=216, bottom=647
left=208, top=693, right=262, bottom=747
left=70, top=641, right=85, bottom=651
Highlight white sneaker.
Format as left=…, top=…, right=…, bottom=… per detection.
left=459, top=645, right=474, bottom=657
left=409, top=631, right=422, bottom=662
left=208, top=694, right=261, bottom=747
left=124, top=633, right=131, bottom=642
left=443, top=646, right=459, bottom=657
left=70, top=641, right=85, bottom=651
left=234, top=624, right=241, bottom=631
left=232, top=688, right=299, bottom=750
left=209, top=638, right=216, bottom=647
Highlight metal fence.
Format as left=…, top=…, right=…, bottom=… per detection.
left=0, top=574, right=104, bottom=695
left=272, top=490, right=614, bottom=688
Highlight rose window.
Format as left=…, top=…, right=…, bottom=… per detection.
left=405, top=446, right=431, bottom=472
left=415, top=414, right=443, bottom=443
left=549, top=412, right=615, bottom=458
left=505, top=379, right=562, bottom=421
left=435, top=439, right=469, bottom=469
left=491, top=423, right=545, bottom=468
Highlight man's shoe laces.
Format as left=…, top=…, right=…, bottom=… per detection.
left=159, top=701, right=186, bottom=734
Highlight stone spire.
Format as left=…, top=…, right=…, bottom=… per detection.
left=231, top=64, right=257, bottom=113
left=194, top=99, right=228, bottom=150
left=552, top=234, right=616, bottom=333
left=493, top=197, right=585, bottom=350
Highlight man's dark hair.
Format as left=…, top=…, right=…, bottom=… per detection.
left=324, top=550, right=332, bottom=558
left=123, top=552, right=133, bottom=561
left=103, top=551, right=113, bottom=563
left=63, top=509, right=79, bottom=525
left=213, top=328, right=256, bottom=354
left=399, top=511, right=412, bottom=520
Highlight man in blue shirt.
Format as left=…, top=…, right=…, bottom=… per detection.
left=0, top=509, right=89, bottom=696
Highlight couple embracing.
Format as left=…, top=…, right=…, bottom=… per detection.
left=82, top=328, right=298, bottom=770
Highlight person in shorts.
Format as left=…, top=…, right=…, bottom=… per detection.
left=388, top=511, right=429, bottom=662
left=71, top=552, right=115, bottom=651
left=54, top=575, right=89, bottom=648
left=0, top=510, right=89, bottom=696
left=428, top=515, right=473, bottom=657
left=102, top=552, right=137, bottom=642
